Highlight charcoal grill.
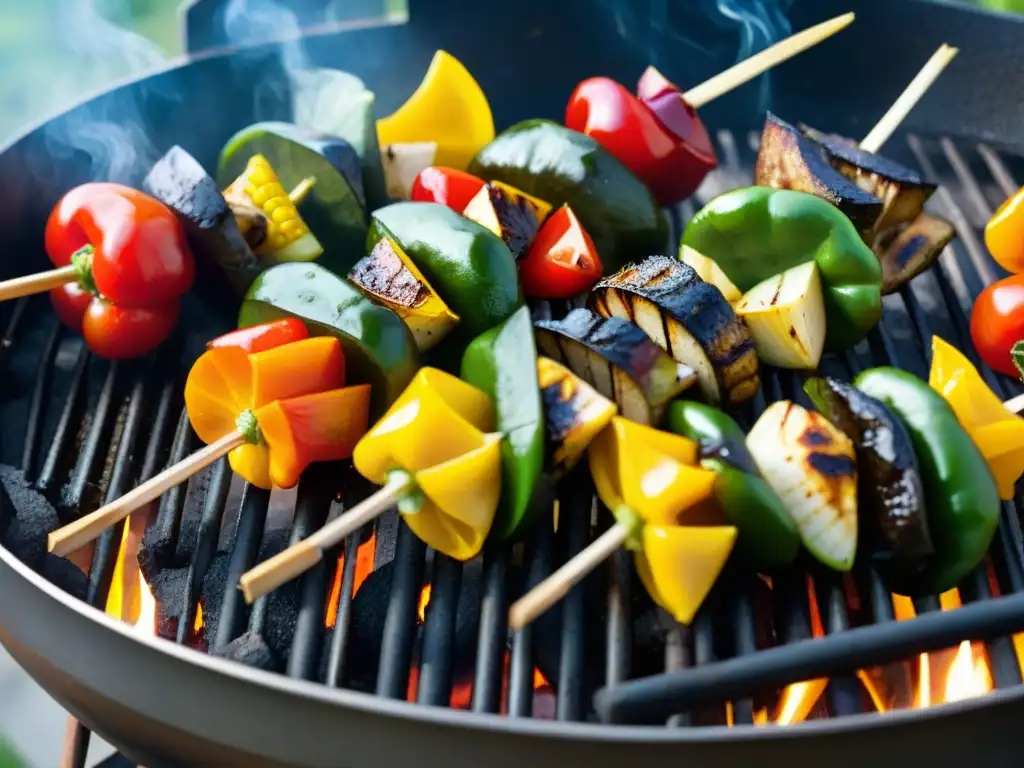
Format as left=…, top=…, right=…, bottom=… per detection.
left=3, top=0, right=1024, bottom=766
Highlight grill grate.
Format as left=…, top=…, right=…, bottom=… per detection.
left=2, top=129, right=1024, bottom=765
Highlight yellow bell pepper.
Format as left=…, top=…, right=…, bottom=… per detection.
left=377, top=50, right=495, bottom=170
left=929, top=335, right=1024, bottom=500
left=352, top=367, right=502, bottom=560
left=588, top=416, right=734, bottom=624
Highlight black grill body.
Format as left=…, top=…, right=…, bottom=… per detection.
left=2, top=2, right=1024, bottom=767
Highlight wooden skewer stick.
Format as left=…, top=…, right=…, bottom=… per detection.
left=508, top=520, right=628, bottom=631
left=682, top=12, right=856, bottom=110
left=1003, top=392, right=1024, bottom=414
left=48, top=430, right=245, bottom=557
left=860, top=44, right=959, bottom=153
left=238, top=471, right=412, bottom=604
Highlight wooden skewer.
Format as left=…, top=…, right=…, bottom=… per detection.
left=238, top=471, right=412, bottom=604
left=47, top=430, right=245, bottom=557
left=860, top=44, right=959, bottom=153
left=1003, top=392, right=1024, bottom=414
left=508, top=520, right=628, bottom=631
left=682, top=12, right=856, bottom=110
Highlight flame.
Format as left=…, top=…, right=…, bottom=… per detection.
left=325, top=533, right=377, bottom=628
left=944, top=641, right=992, bottom=703
left=418, top=585, right=432, bottom=622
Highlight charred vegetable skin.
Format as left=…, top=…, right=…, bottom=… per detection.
left=368, top=202, right=521, bottom=337
left=683, top=187, right=883, bottom=351
left=469, top=119, right=668, bottom=273
left=461, top=307, right=550, bottom=541
left=805, top=377, right=933, bottom=572
left=239, top=262, right=419, bottom=417
left=535, top=309, right=694, bottom=426
left=855, top=368, right=1000, bottom=596
left=590, top=256, right=759, bottom=407
left=668, top=401, right=800, bottom=570
left=537, top=356, right=616, bottom=477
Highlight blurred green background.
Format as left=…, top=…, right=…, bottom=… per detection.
left=0, top=0, right=1017, bottom=147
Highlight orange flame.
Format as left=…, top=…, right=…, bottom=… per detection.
left=418, top=585, right=432, bottom=622
left=325, top=533, right=377, bottom=628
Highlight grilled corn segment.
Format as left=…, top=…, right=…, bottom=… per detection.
left=225, top=154, right=323, bottom=262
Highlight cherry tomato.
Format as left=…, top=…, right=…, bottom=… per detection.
left=519, top=206, right=603, bottom=299
left=208, top=318, right=310, bottom=353
left=971, top=274, right=1024, bottom=377
left=410, top=167, right=486, bottom=212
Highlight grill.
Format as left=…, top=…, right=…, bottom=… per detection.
left=2, top=0, right=1024, bottom=766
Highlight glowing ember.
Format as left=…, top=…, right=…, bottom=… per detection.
left=324, top=533, right=377, bottom=628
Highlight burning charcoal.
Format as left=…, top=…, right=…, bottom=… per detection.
left=200, top=550, right=233, bottom=646
left=0, top=464, right=60, bottom=571
left=261, top=528, right=302, bottom=660
left=212, top=632, right=283, bottom=673
left=38, top=554, right=88, bottom=600
left=148, top=565, right=192, bottom=643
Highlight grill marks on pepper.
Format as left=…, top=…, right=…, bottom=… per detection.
left=350, top=239, right=428, bottom=309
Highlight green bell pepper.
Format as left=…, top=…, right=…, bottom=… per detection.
left=469, top=119, right=668, bottom=273
left=668, top=400, right=800, bottom=570
left=368, top=202, right=522, bottom=337
left=682, top=187, right=883, bottom=350
left=239, top=262, right=419, bottom=417
left=461, top=306, right=551, bottom=541
left=855, top=367, right=1001, bottom=596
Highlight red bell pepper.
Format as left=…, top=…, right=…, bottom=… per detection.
left=519, top=205, right=603, bottom=299
left=564, top=68, right=718, bottom=206
left=208, top=318, right=309, bottom=354
left=44, top=183, right=195, bottom=360
left=410, top=166, right=486, bottom=212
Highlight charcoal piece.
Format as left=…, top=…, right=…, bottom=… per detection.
left=259, top=528, right=301, bottom=660
left=139, top=525, right=178, bottom=581
left=200, top=550, right=233, bottom=646
left=38, top=554, right=89, bottom=600
left=211, top=632, right=283, bottom=673
left=0, top=464, right=60, bottom=570
left=148, top=565, right=190, bottom=642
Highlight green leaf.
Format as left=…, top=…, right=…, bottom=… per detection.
left=1012, top=341, right=1024, bottom=383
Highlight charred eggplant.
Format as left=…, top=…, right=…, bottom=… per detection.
left=875, top=212, right=955, bottom=294
left=462, top=181, right=553, bottom=260
left=534, top=308, right=695, bottom=425
left=589, top=256, right=759, bottom=406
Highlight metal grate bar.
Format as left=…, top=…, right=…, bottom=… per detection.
left=36, top=344, right=89, bottom=496
left=20, top=321, right=61, bottom=483
left=375, top=519, right=425, bottom=699
left=418, top=553, right=463, bottom=705
left=508, top=517, right=555, bottom=717
left=470, top=548, right=508, bottom=713
left=325, top=526, right=364, bottom=688
left=145, top=408, right=199, bottom=568
left=65, top=362, right=120, bottom=511
left=605, top=546, right=632, bottom=687
left=555, top=485, right=591, bottom=722
left=214, top=484, right=270, bottom=651
left=977, top=144, right=1020, bottom=198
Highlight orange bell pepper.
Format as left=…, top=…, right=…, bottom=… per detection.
left=185, top=336, right=369, bottom=489
left=588, top=416, right=734, bottom=624
left=352, top=367, right=502, bottom=560
left=207, top=318, right=309, bottom=353
left=986, top=186, right=1024, bottom=274
left=929, top=335, right=1024, bottom=500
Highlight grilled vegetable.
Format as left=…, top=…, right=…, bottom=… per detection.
left=239, top=262, right=419, bottom=417
left=290, top=67, right=387, bottom=210
left=224, top=154, right=323, bottom=263
left=875, top=213, right=955, bottom=294
left=462, top=181, right=552, bottom=260
left=218, top=122, right=367, bottom=276
left=747, top=400, right=858, bottom=571
left=668, top=401, right=800, bottom=570
left=143, top=145, right=260, bottom=297
left=469, top=119, right=668, bottom=272
left=461, top=307, right=550, bottom=541
left=519, top=205, right=603, bottom=299
left=680, top=246, right=741, bottom=303
left=368, top=202, right=521, bottom=337
left=855, top=367, right=1000, bottom=595
left=589, top=256, right=759, bottom=406
left=381, top=142, right=438, bottom=200
left=534, top=308, right=695, bottom=426
left=805, top=377, right=933, bottom=573
left=411, top=166, right=486, bottom=212
left=683, top=186, right=882, bottom=351
left=734, top=261, right=826, bottom=370
left=985, top=184, right=1024, bottom=274
left=537, top=355, right=617, bottom=478
left=348, top=237, right=459, bottom=351
left=754, top=113, right=882, bottom=235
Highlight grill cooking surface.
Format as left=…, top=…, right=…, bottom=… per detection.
left=3, top=130, right=1024, bottom=756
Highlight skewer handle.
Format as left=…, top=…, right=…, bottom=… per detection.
left=0, top=264, right=79, bottom=302
left=48, top=430, right=245, bottom=557
left=508, top=522, right=628, bottom=631
left=860, top=44, right=959, bottom=153
left=682, top=12, right=856, bottom=110
left=1004, top=392, right=1024, bottom=415
left=238, top=473, right=409, bottom=604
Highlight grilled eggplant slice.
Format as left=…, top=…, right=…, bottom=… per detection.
left=875, top=212, right=955, bottom=294
left=534, top=308, right=694, bottom=426
left=734, top=261, right=826, bottom=370
left=755, top=113, right=882, bottom=235
left=143, top=145, right=261, bottom=296
left=348, top=237, right=459, bottom=351
left=589, top=256, right=759, bottom=406
left=537, top=356, right=617, bottom=478
left=462, top=181, right=553, bottom=260
left=747, top=401, right=858, bottom=571
left=680, top=246, right=742, bottom=303
left=805, top=377, right=933, bottom=570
